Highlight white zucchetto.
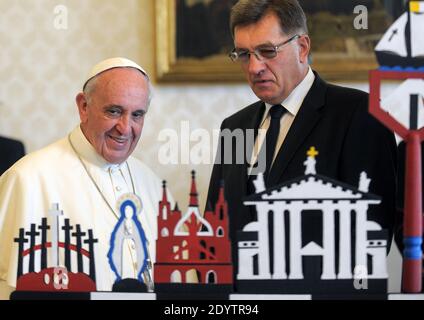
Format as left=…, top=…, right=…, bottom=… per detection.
left=83, top=57, right=149, bottom=90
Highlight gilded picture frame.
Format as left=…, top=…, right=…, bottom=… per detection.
left=155, top=0, right=243, bottom=82
left=155, top=0, right=401, bottom=83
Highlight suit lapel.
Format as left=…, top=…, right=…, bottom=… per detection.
left=245, top=101, right=266, bottom=165
left=267, top=73, right=327, bottom=186
left=234, top=101, right=266, bottom=195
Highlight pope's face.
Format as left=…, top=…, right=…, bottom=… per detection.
left=76, top=68, right=150, bottom=164
left=234, top=12, right=310, bottom=104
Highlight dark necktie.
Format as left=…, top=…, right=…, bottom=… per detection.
left=247, top=104, right=286, bottom=194
left=263, top=104, right=286, bottom=180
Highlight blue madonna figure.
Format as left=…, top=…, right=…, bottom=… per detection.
left=107, top=194, right=153, bottom=292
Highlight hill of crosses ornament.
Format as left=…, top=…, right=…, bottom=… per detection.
left=14, top=204, right=97, bottom=292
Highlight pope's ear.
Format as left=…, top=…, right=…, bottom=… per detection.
left=76, top=92, right=88, bottom=123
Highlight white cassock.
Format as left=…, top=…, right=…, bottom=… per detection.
left=0, top=126, right=170, bottom=295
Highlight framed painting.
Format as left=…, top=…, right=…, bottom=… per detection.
left=155, top=0, right=241, bottom=82
left=155, top=0, right=404, bottom=83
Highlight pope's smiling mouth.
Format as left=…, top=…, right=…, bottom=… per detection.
left=108, top=135, right=129, bottom=145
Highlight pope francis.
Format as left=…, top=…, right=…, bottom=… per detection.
left=0, top=58, right=169, bottom=298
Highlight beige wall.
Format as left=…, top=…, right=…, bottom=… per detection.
left=0, top=0, right=154, bottom=150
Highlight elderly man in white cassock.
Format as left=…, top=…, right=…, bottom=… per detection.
left=0, top=58, right=170, bottom=298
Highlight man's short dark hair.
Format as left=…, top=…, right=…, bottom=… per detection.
left=230, top=0, right=308, bottom=38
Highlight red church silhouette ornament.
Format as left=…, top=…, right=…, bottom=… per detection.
left=154, top=171, right=233, bottom=286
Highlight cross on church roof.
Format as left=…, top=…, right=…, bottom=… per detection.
left=307, top=146, right=319, bottom=158
left=304, top=147, right=319, bottom=175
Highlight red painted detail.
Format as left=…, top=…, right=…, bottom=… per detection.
left=402, top=259, right=423, bottom=293
left=369, top=69, right=424, bottom=293
left=16, top=267, right=96, bottom=292
left=21, top=242, right=91, bottom=258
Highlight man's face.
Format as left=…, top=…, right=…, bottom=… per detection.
left=234, top=12, right=310, bottom=105
left=76, top=68, right=149, bottom=164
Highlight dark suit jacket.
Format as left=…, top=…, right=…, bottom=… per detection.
left=0, top=136, right=25, bottom=176
left=207, top=72, right=398, bottom=267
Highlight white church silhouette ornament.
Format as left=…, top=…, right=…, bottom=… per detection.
left=236, top=147, right=388, bottom=294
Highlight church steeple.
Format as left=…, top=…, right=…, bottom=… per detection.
left=218, top=180, right=225, bottom=203
left=215, top=180, right=228, bottom=222
left=159, top=180, right=171, bottom=220
left=161, top=180, right=168, bottom=203
left=189, top=170, right=199, bottom=207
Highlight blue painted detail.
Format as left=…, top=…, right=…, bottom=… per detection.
left=108, top=217, right=123, bottom=281
left=403, top=237, right=423, bottom=259
left=107, top=204, right=127, bottom=282
left=125, top=200, right=149, bottom=283
left=378, top=66, right=424, bottom=72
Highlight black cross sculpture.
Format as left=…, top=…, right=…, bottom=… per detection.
left=25, top=224, right=40, bottom=273
left=38, top=218, right=50, bottom=270
left=62, top=218, right=73, bottom=271
left=72, top=224, right=86, bottom=273
left=14, top=228, right=28, bottom=277
left=84, top=229, right=98, bottom=282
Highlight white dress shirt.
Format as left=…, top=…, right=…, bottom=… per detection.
left=250, top=67, right=315, bottom=169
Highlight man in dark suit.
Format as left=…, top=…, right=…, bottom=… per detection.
left=0, top=136, right=25, bottom=176
left=206, top=0, right=397, bottom=271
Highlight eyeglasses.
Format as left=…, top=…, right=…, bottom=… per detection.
left=229, top=34, right=300, bottom=63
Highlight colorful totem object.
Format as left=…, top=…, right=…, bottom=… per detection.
left=370, top=0, right=424, bottom=293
